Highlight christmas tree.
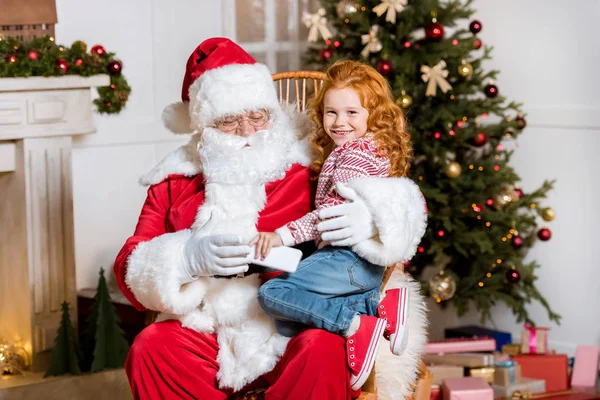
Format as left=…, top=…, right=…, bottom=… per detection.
left=45, top=302, right=82, bottom=377
left=82, top=268, right=130, bottom=372
left=303, top=0, right=558, bottom=324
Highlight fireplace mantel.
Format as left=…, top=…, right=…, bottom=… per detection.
left=0, top=74, right=110, bottom=372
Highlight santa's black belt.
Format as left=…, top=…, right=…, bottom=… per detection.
left=212, top=264, right=275, bottom=279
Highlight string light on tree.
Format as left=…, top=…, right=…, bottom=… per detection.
left=28, top=50, right=38, bottom=60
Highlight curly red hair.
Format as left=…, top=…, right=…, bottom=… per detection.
left=308, top=60, right=412, bottom=178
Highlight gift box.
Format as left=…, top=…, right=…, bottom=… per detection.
left=491, top=377, right=545, bottom=398
left=512, top=354, right=569, bottom=392
left=442, top=377, right=494, bottom=400
left=445, top=325, right=511, bottom=351
left=465, top=367, right=495, bottom=383
left=427, top=365, right=465, bottom=385
left=571, top=345, right=600, bottom=388
left=521, top=323, right=549, bottom=354
left=502, top=343, right=522, bottom=356
left=494, top=360, right=521, bottom=387
left=430, top=384, right=440, bottom=400
left=423, top=353, right=495, bottom=368
left=424, top=337, right=496, bottom=354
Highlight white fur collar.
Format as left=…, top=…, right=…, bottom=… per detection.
left=140, top=107, right=314, bottom=186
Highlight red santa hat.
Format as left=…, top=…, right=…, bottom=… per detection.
left=162, top=37, right=279, bottom=133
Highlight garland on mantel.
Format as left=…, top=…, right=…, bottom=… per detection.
left=0, top=35, right=130, bottom=114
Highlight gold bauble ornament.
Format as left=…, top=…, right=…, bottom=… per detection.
left=429, top=271, right=457, bottom=301
left=457, top=60, right=473, bottom=78
left=396, top=91, right=413, bottom=109
left=336, top=0, right=359, bottom=17
left=541, top=207, right=555, bottom=222
left=71, top=40, right=88, bottom=53
left=493, top=184, right=518, bottom=210
left=445, top=162, right=462, bottom=178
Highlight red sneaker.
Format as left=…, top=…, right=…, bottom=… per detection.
left=378, top=287, right=409, bottom=355
left=347, top=316, right=386, bottom=391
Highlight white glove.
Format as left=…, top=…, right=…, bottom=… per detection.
left=317, top=182, right=377, bottom=247
left=182, top=213, right=252, bottom=279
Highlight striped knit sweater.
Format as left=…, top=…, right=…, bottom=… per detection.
left=276, top=134, right=390, bottom=246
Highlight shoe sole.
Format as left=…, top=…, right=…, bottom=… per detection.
left=390, top=287, right=409, bottom=355
left=349, top=318, right=386, bottom=391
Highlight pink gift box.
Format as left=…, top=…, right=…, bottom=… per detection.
left=424, top=337, right=496, bottom=354
left=442, top=377, right=494, bottom=400
left=571, top=345, right=600, bottom=388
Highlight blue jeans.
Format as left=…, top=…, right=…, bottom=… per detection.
left=258, top=246, right=385, bottom=337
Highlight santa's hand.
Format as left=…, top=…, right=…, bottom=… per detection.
left=183, top=232, right=251, bottom=279
left=317, top=183, right=377, bottom=247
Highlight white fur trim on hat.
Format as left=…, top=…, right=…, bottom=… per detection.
left=189, top=63, right=279, bottom=130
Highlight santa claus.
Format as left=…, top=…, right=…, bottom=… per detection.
left=115, top=37, right=427, bottom=400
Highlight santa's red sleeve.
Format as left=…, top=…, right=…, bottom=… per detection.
left=113, top=179, right=206, bottom=314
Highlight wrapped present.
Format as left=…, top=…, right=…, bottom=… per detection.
left=465, top=367, right=495, bottom=383
left=512, top=354, right=569, bottom=392
left=503, top=343, right=522, bottom=356
left=494, top=360, right=521, bottom=387
left=571, top=345, right=600, bottom=388
left=442, top=377, right=494, bottom=400
left=427, top=365, right=465, bottom=385
left=491, top=377, right=545, bottom=398
left=424, top=337, right=496, bottom=354
left=445, top=325, right=511, bottom=351
left=423, top=353, right=495, bottom=368
left=521, top=323, right=549, bottom=354
left=430, top=384, right=441, bottom=400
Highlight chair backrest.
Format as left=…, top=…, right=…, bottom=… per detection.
left=272, top=71, right=327, bottom=112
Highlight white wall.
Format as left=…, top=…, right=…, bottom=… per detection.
left=55, top=0, right=224, bottom=290
left=427, top=0, right=600, bottom=356
left=56, top=0, right=600, bottom=354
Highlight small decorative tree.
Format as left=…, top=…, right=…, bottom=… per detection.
left=45, top=302, right=82, bottom=377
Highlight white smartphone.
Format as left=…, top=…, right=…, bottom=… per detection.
left=249, top=245, right=303, bottom=273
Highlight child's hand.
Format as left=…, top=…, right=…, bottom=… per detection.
left=249, top=232, right=283, bottom=260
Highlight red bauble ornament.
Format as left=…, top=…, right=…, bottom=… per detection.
left=538, top=228, right=552, bottom=241
left=511, top=236, right=524, bottom=249
left=75, top=58, right=83, bottom=66
left=56, top=58, right=69, bottom=74
left=425, top=22, right=445, bottom=41
left=484, top=83, right=498, bottom=98
left=516, top=115, right=527, bottom=129
left=7, top=55, right=17, bottom=63
left=469, top=20, right=482, bottom=34
left=473, top=132, right=488, bottom=147
left=91, top=44, right=106, bottom=56
left=107, top=59, right=123, bottom=75
left=376, top=59, right=393, bottom=76
left=28, top=50, right=39, bottom=60
left=319, top=49, right=332, bottom=61
left=514, top=187, right=524, bottom=198
left=473, top=39, right=482, bottom=49
left=506, top=269, right=521, bottom=284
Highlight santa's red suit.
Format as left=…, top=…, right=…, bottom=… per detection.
left=114, top=38, right=427, bottom=400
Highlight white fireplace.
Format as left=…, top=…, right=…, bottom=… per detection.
left=0, top=74, right=110, bottom=372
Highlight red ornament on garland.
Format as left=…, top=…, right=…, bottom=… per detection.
left=56, top=58, right=69, bottom=74
left=516, top=115, right=527, bottom=129
left=506, top=269, right=521, bottom=284
left=514, top=187, right=524, bottom=198
left=91, top=44, right=106, bottom=56
left=425, top=22, right=445, bottom=41
left=469, top=20, right=482, bottom=34
left=319, top=49, right=332, bottom=61
left=537, top=228, right=552, bottom=241
left=377, top=59, right=393, bottom=76
left=107, top=60, right=123, bottom=75
left=511, top=235, right=524, bottom=249
left=473, top=39, right=482, bottom=49
left=484, top=83, right=499, bottom=98
left=7, top=55, right=17, bottom=63
left=28, top=50, right=39, bottom=60
left=473, top=132, right=488, bottom=147
left=75, top=58, right=83, bottom=66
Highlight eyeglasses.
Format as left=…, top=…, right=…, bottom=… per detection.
left=212, top=110, right=270, bottom=132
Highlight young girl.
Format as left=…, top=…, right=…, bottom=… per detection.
left=252, top=60, right=414, bottom=390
